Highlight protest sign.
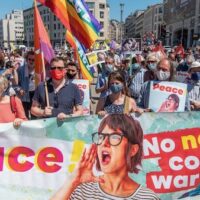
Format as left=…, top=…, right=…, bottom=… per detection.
left=86, top=50, right=106, bottom=67
left=72, top=79, right=90, bottom=115
left=0, top=112, right=200, bottom=200
left=149, top=81, right=187, bottom=112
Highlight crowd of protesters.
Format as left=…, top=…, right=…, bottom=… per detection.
left=0, top=41, right=200, bottom=127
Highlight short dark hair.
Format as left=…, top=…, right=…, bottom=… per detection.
left=50, top=57, right=64, bottom=66
left=96, top=114, right=144, bottom=173
left=67, top=61, right=78, bottom=69
left=168, top=94, right=179, bottom=110
left=26, top=50, right=35, bottom=59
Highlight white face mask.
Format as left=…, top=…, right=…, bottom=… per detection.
left=156, top=70, right=170, bottom=81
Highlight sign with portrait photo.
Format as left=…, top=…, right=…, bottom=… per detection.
left=148, top=81, right=187, bottom=112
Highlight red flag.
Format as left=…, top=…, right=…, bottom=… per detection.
left=34, top=1, right=55, bottom=85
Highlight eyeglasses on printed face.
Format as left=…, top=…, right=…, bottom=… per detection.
left=92, top=132, right=126, bottom=146
left=51, top=66, right=65, bottom=71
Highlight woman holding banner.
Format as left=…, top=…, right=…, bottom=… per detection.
left=51, top=114, right=159, bottom=200
left=0, top=75, right=27, bottom=127
left=96, top=70, right=142, bottom=116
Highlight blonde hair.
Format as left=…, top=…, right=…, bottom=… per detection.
left=0, top=75, right=8, bottom=95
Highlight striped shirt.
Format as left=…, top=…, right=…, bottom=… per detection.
left=129, top=68, right=147, bottom=100
left=69, top=182, right=160, bottom=200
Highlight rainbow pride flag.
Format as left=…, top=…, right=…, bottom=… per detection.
left=37, top=0, right=101, bottom=49
left=34, top=1, right=55, bottom=85
left=74, top=37, right=93, bottom=82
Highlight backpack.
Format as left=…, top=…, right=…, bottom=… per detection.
left=10, top=95, right=17, bottom=114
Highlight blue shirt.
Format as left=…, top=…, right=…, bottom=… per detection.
left=33, top=79, right=82, bottom=117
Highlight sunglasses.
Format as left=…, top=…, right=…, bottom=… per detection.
left=51, top=66, right=64, bottom=71
left=28, top=58, right=35, bottom=62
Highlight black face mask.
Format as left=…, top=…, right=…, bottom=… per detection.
left=67, top=73, right=76, bottom=79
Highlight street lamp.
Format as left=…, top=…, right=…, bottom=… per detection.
left=120, top=3, right=124, bottom=44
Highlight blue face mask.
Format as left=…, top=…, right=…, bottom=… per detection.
left=132, top=63, right=140, bottom=70
left=110, top=83, right=123, bottom=94
left=191, top=72, right=200, bottom=81
left=106, top=64, right=113, bottom=72
left=148, top=63, right=157, bottom=71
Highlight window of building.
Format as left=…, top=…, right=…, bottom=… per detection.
left=100, top=11, right=104, bottom=18
left=58, top=23, right=60, bottom=29
left=54, top=15, right=57, bottom=21
left=87, top=2, right=95, bottom=9
left=159, top=7, right=163, bottom=13
left=54, top=24, right=56, bottom=29
left=100, top=32, right=104, bottom=37
left=54, top=33, right=56, bottom=38
left=100, top=21, right=104, bottom=28
left=99, top=4, right=105, bottom=9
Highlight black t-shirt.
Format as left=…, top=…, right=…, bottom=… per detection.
left=33, top=79, right=82, bottom=117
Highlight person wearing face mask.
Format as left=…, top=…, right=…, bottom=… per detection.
left=95, top=57, right=114, bottom=98
left=66, top=61, right=79, bottom=81
left=31, top=57, right=83, bottom=120
left=187, top=61, right=200, bottom=110
left=138, top=58, right=176, bottom=111
left=176, top=55, right=194, bottom=83
left=144, top=54, right=159, bottom=82
left=128, top=56, right=147, bottom=102
left=96, top=70, right=142, bottom=116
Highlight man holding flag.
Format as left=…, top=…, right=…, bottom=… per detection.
left=31, top=57, right=83, bottom=119
left=31, top=1, right=83, bottom=119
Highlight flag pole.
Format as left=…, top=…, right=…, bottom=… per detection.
left=41, top=51, right=50, bottom=107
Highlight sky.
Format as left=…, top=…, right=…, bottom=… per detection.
left=0, top=0, right=163, bottom=21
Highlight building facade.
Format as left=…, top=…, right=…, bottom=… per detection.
left=143, top=4, right=164, bottom=39
left=109, top=19, right=121, bottom=43
left=135, top=12, right=144, bottom=38
left=124, top=10, right=144, bottom=39
left=164, top=0, right=196, bottom=48
left=153, top=4, right=164, bottom=39
left=86, top=0, right=110, bottom=40
left=23, top=0, right=109, bottom=47
left=0, top=10, right=24, bottom=49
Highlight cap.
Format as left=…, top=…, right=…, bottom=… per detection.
left=189, top=61, right=200, bottom=71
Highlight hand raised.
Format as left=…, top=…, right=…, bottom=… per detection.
left=71, top=144, right=104, bottom=187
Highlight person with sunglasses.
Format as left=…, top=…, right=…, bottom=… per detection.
left=31, top=57, right=83, bottom=120
left=51, top=114, right=159, bottom=200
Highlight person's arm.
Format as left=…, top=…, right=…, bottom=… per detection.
left=31, top=100, right=52, bottom=117
left=129, top=97, right=144, bottom=114
left=11, top=68, right=19, bottom=85
left=190, top=100, right=200, bottom=110
left=73, top=104, right=83, bottom=115
left=95, top=75, right=108, bottom=94
left=96, top=98, right=106, bottom=114
left=13, top=96, right=28, bottom=128
left=50, top=144, right=104, bottom=200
